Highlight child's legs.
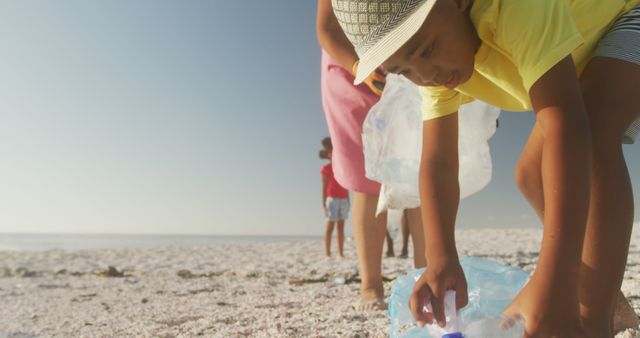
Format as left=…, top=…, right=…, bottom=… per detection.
left=336, top=220, right=345, bottom=257
left=405, top=207, right=426, bottom=268
left=352, top=192, right=387, bottom=300
left=324, top=220, right=335, bottom=257
left=515, top=113, right=638, bottom=332
left=578, top=56, right=640, bottom=332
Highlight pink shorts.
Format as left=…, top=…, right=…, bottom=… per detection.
left=320, top=50, right=381, bottom=195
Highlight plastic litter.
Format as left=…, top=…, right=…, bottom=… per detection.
left=332, top=276, right=346, bottom=285
left=424, top=291, right=463, bottom=338
left=362, top=74, right=501, bottom=215
left=389, top=257, right=529, bottom=338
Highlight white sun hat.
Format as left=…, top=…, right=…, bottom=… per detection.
left=332, top=0, right=437, bottom=84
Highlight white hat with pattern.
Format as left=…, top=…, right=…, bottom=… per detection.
left=332, top=0, right=436, bottom=84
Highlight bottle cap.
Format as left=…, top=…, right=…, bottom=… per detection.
left=442, top=332, right=464, bottom=338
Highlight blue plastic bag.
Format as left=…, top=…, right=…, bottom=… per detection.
left=389, top=257, right=529, bottom=337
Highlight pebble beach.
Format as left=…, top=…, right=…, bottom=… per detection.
left=0, top=227, right=638, bottom=337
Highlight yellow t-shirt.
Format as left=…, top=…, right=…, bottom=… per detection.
left=421, top=0, right=640, bottom=120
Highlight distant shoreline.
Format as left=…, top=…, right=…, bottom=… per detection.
left=0, top=233, right=322, bottom=251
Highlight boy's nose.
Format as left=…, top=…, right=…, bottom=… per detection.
left=419, top=71, right=439, bottom=86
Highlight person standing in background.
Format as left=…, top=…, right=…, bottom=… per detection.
left=398, top=210, right=411, bottom=259
left=319, top=137, right=349, bottom=259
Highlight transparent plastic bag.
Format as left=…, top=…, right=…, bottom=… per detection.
left=362, top=74, right=500, bottom=214
left=389, top=257, right=529, bottom=338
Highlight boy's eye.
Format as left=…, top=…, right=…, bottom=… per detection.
left=421, top=43, right=434, bottom=58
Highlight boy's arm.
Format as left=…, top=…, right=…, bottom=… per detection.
left=420, top=113, right=460, bottom=264
left=528, top=55, right=590, bottom=293
left=410, top=112, right=468, bottom=326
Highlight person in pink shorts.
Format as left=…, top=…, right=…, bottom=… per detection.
left=316, top=0, right=426, bottom=311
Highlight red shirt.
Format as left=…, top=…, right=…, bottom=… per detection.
left=321, top=163, right=349, bottom=198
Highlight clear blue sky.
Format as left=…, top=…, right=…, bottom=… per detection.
left=0, top=1, right=638, bottom=235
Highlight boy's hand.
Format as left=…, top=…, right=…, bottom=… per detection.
left=323, top=206, right=328, bottom=217
left=408, top=258, right=468, bottom=327
left=503, top=275, right=587, bottom=338
left=352, top=60, right=386, bottom=96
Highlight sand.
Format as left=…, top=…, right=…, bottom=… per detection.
left=0, top=228, right=638, bottom=337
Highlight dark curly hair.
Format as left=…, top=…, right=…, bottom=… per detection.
left=319, top=137, right=332, bottom=159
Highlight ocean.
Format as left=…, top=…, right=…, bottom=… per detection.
left=0, top=233, right=320, bottom=251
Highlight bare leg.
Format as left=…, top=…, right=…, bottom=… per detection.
left=399, top=210, right=410, bottom=258
left=579, top=57, right=640, bottom=335
left=352, top=192, right=388, bottom=308
left=336, top=220, right=345, bottom=258
left=385, top=230, right=395, bottom=257
left=515, top=80, right=639, bottom=335
left=324, top=220, right=335, bottom=258
left=405, top=207, right=427, bottom=268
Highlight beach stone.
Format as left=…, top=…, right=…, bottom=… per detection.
left=95, top=266, right=124, bottom=278
left=177, top=269, right=194, bottom=278
left=0, top=267, right=11, bottom=277
left=15, top=267, right=38, bottom=277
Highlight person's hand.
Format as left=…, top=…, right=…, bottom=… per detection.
left=502, top=275, right=588, bottom=338
left=408, top=258, right=468, bottom=327
left=352, top=60, right=386, bottom=96
left=323, top=206, right=328, bottom=217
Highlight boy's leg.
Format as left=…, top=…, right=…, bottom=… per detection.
left=578, top=56, right=640, bottom=335
left=336, top=219, right=345, bottom=258
left=514, top=122, right=545, bottom=220
left=324, top=220, right=335, bottom=257
left=515, top=119, right=638, bottom=333
left=399, top=210, right=410, bottom=258
left=352, top=192, right=388, bottom=308
left=405, top=207, right=427, bottom=268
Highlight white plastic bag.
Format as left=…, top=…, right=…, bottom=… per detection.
left=362, top=74, right=500, bottom=215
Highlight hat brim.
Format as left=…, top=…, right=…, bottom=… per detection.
left=354, top=0, right=437, bottom=85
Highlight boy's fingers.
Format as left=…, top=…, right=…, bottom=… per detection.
left=408, top=286, right=425, bottom=322
left=409, top=284, right=433, bottom=325
left=430, top=289, right=446, bottom=327
left=455, top=284, right=469, bottom=310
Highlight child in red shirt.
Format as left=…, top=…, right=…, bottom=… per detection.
left=320, top=137, right=350, bottom=258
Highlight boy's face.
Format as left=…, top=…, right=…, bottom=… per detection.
left=383, top=0, right=480, bottom=89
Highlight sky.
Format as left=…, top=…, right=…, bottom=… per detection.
left=0, top=1, right=638, bottom=236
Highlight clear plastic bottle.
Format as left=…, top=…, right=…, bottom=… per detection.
left=424, top=291, right=464, bottom=338
left=423, top=291, right=525, bottom=338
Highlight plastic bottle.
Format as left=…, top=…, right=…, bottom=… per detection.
left=424, top=291, right=463, bottom=338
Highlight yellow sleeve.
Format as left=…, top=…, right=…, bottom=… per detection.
left=420, top=86, right=472, bottom=120
left=497, top=0, right=584, bottom=92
